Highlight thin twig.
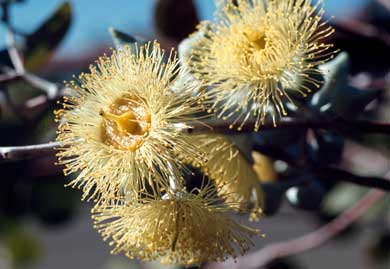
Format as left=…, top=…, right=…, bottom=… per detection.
left=211, top=144, right=390, bottom=268
left=253, top=143, right=390, bottom=191
left=313, top=166, right=390, bottom=191
left=0, top=65, right=64, bottom=100
left=0, top=71, right=19, bottom=82
left=212, top=186, right=387, bottom=269
left=22, top=72, right=64, bottom=99
left=2, top=28, right=63, bottom=100
left=333, top=20, right=390, bottom=46
left=6, top=29, right=25, bottom=74
left=189, top=117, right=390, bottom=135
left=0, top=141, right=60, bottom=162
left=24, top=94, right=53, bottom=109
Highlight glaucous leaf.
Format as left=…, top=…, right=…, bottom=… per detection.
left=310, top=52, right=380, bottom=119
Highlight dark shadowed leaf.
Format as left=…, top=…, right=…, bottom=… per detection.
left=261, top=183, right=283, bottom=216
left=308, top=130, right=345, bottom=165
left=0, top=49, right=12, bottom=67
left=109, top=28, right=150, bottom=56
left=0, top=0, right=25, bottom=3
left=109, top=28, right=138, bottom=49
left=31, top=177, right=80, bottom=227
left=154, top=0, right=199, bottom=41
left=109, top=28, right=169, bottom=65
left=23, top=1, right=72, bottom=71
left=285, top=178, right=326, bottom=211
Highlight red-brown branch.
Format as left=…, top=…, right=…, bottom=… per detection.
left=210, top=143, right=389, bottom=269
left=190, top=117, right=390, bottom=134
left=212, top=188, right=386, bottom=269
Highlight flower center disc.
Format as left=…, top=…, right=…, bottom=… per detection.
left=244, top=29, right=266, bottom=51
left=100, top=96, right=151, bottom=151
left=240, top=27, right=269, bottom=66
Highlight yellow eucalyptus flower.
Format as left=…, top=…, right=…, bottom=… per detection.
left=189, top=0, right=336, bottom=130
left=183, top=134, right=264, bottom=221
left=92, top=182, right=260, bottom=266
left=55, top=41, right=204, bottom=201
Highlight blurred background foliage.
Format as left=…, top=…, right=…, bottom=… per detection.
left=0, top=0, right=389, bottom=269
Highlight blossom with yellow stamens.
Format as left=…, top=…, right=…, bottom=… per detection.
left=92, top=182, right=260, bottom=266
left=189, top=0, right=336, bottom=131
left=55, top=41, right=205, bottom=201
left=182, top=134, right=264, bottom=221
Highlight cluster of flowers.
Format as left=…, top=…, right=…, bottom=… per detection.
left=55, top=0, right=335, bottom=266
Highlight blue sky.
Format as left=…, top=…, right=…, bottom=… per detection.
left=1, top=0, right=368, bottom=59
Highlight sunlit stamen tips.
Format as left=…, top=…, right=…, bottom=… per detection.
left=241, top=27, right=267, bottom=51
left=92, top=182, right=260, bottom=266
left=189, top=0, right=336, bottom=130
left=181, top=135, right=264, bottom=221
left=55, top=41, right=204, bottom=202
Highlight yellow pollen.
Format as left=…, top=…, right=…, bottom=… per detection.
left=100, top=96, right=151, bottom=151
left=100, top=110, right=138, bottom=134
left=244, top=29, right=266, bottom=51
